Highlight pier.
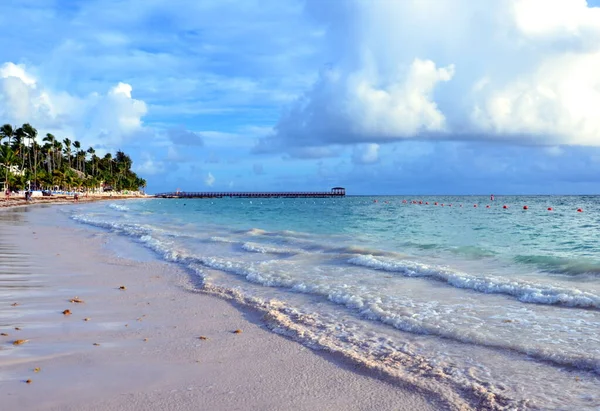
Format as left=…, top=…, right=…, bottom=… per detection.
left=155, top=187, right=346, bottom=199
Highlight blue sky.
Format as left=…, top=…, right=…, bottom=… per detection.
left=1, top=0, right=600, bottom=194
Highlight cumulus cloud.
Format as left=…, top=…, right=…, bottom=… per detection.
left=204, top=172, right=215, bottom=187
left=258, top=59, right=453, bottom=152
left=0, top=61, right=147, bottom=147
left=256, top=0, right=600, bottom=155
left=134, top=152, right=166, bottom=176
left=472, top=52, right=600, bottom=145
left=352, top=143, right=379, bottom=165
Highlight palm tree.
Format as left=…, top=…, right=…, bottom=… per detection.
left=22, top=124, right=37, bottom=188
left=86, top=147, right=95, bottom=175
left=53, top=141, right=63, bottom=169
left=0, top=121, right=145, bottom=193
left=73, top=140, right=81, bottom=171
left=63, top=138, right=72, bottom=168
left=12, top=127, right=26, bottom=170
left=103, top=153, right=113, bottom=175
left=42, top=133, right=56, bottom=172
left=137, top=178, right=147, bottom=193
left=0, top=145, right=18, bottom=192
left=0, top=124, right=14, bottom=146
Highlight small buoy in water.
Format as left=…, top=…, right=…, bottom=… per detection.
left=577, top=208, right=583, bottom=212
left=547, top=207, right=553, bottom=211
left=523, top=205, right=528, bottom=210
left=503, top=205, right=508, bottom=209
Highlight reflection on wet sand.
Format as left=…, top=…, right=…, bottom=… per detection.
left=0, top=209, right=43, bottom=323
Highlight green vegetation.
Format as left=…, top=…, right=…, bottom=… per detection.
left=0, top=123, right=146, bottom=192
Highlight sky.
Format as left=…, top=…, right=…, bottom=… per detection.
left=1, top=0, right=600, bottom=195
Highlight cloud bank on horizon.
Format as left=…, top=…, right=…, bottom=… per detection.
left=1, top=0, right=600, bottom=194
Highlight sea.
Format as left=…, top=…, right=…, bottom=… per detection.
left=68, top=195, right=600, bottom=410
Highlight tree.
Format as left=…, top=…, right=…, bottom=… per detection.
left=0, top=145, right=18, bottom=191
left=42, top=133, right=56, bottom=172
left=0, top=124, right=14, bottom=146
left=86, top=147, right=95, bottom=175
left=53, top=140, right=63, bottom=169
left=63, top=138, right=72, bottom=168
left=0, top=121, right=146, bottom=193
left=22, top=124, right=38, bottom=188
left=73, top=140, right=81, bottom=171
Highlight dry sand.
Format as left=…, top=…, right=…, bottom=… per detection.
left=0, top=205, right=437, bottom=411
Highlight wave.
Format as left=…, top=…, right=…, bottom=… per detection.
left=191, top=256, right=600, bottom=376
left=245, top=228, right=268, bottom=236
left=241, top=242, right=304, bottom=255
left=514, top=254, right=600, bottom=276
left=70, top=214, right=600, bottom=378
left=349, top=255, right=600, bottom=309
left=75, top=213, right=600, bottom=309
left=209, top=236, right=237, bottom=244
left=189, top=283, right=515, bottom=410
left=108, top=203, right=130, bottom=212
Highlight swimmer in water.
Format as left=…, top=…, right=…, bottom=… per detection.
left=490, top=194, right=495, bottom=201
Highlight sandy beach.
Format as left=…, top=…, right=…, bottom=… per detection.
left=0, top=192, right=148, bottom=209
left=0, top=203, right=438, bottom=411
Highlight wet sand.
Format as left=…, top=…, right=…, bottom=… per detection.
left=0, top=205, right=438, bottom=411
left=0, top=193, right=147, bottom=209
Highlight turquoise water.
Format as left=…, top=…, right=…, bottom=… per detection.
left=70, top=196, right=600, bottom=410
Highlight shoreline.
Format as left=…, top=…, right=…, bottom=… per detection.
left=0, top=203, right=438, bottom=410
left=0, top=193, right=149, bottom=209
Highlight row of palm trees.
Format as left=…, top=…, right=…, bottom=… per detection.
left=0, top=122, right=146, bottom=193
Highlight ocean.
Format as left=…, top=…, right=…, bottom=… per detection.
left=69, top=195, right=600, bottom=410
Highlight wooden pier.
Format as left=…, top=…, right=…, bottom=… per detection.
left=155, top=187, right=346, bottom=199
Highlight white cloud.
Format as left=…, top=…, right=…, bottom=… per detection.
left=134, top=153, right=165, bottom=176
left=0, top=62, right=36, bottom=85
left=352, top=143, right=379, bottom=165
left=472, top=52, right=600, bottom=145
left=204, top=172, right=215, bottom=187
left=269, top=58, right=453, bottom=148
left=512, top=0, right=600, bottom=39
left=0, top=61, right=147, bottom=148
left=258, top=0, right=600, bottom=154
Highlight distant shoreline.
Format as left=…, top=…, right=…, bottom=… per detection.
left=0, top=193, right=149, bottom=209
